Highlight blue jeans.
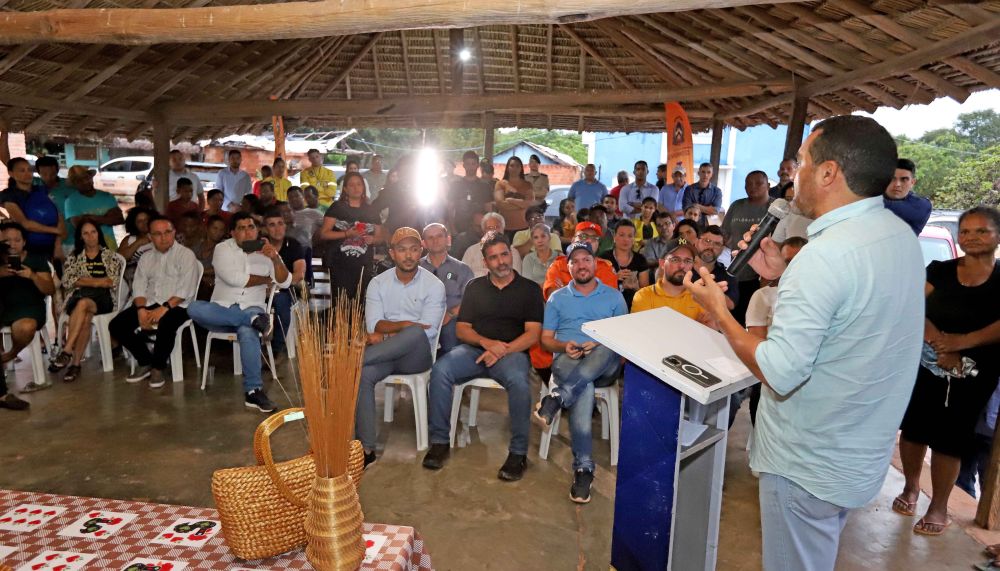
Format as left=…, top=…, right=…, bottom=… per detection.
left=428, top=344, right=532, bottom=455
left=550, top=346, right=620, bottom=472
left=271, top=289, right=294, bottom=355
left=438, top=320, right=458, bottom=354
left=187, top=301, right=264, bottom=393
left=758, top=473, right=849, bottom=571
left=355, top=326, right=433, bottom=452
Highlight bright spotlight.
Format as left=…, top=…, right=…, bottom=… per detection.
left=414, top=147, right=441, bottom=207
left=458, top=48, right=472, bottom=62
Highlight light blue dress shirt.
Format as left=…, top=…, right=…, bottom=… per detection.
left=567, top=179, right=608, bottom=210
left=543, top=282, right=627, bottom=346
left=751, top=197, right=924, bottom=508
left=365, top=266, right=447, bottom=344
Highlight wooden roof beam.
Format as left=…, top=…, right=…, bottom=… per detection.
left=510, top=25, right=521, bottom=93
left=400, top=30, right=414, bottom=96
left=620, top=16, right=734, bottom=81
left=431, top=31, right=446, bottom=95
left=165, top=79, right=790, bottom=124
left=0, top=44, right=37, bottom=76
left=319, top=32, right=383, bottom=98
left=591, top=20, right=684, bottom=86
left=558, top=24, right=634, bottom=89
left=0, top=90, right=148, bottom=122
left=476, top=27, right=487, bottom=95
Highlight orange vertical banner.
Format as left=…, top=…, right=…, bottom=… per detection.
left=664, top=102, right=694, bottom=184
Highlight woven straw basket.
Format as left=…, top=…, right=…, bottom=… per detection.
left=212, top=408, right=364, bottom=560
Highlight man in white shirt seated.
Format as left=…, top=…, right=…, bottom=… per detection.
left=110, top=215, right=200, bottom=389
left=187, top=212, right=291, bottom=413
left=357, top=227, right=446, bottom=467
left=461, top=212, right=522, bottom=277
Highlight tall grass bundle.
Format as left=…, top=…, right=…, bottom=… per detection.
left=294, top=293, right=366, bottom=478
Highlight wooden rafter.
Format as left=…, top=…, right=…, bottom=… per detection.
left=319, top=32, right=384, bottom=98
left=475, top=27, right=486, bottom=95
left=286, top=37, right=348, bottom=99
left=371, top=40, right=383, bottom=99
left=593, top=20, right=683, bottom=85
left=431, top=30, right=446, bottom=94
left=546, top=24, right=554, bottom=91
left=0, top=44, right=36, bottom=76
left=400, top=30, right=414, bottom=96
left=559, top=24, right=634, bottom=89
left=510, top=25, right=521, bottom=93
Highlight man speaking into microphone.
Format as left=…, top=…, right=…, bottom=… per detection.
left=685, top=116, right=924, bottom=571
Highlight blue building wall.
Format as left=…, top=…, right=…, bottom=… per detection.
left=64, top=144, right=112, bottom=169
left=493, top=142, right=560, bottom=165
left=591, top=132, right=663, bottom=187
left=591, top=124, right=810, bottom=206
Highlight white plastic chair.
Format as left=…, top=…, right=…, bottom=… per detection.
left=125, top=265, right=204, bottom=383
left=379, top=312, right=447, bottom=451
left=285, top=299, right=299, bottom=360
left=1, top=328, right=48, bottom=388
left=57, top=253, right=128, bottom=372
left=450, top=377, right=518, bottom=448
left=537, top=378, right=621, bottom=466
left=200, top=285, right=279, bottom=390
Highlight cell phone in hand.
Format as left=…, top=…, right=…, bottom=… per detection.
left=240, top=239, right=266, bottom=253
left=662, top=354, right=722, bottom=388
left=7, top=257, right=22, bottom=271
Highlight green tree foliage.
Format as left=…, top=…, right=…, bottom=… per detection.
left=933, top=144, right=1000, bottom=209
left=956, top=110, right=1000, bottom=150
left=895, top=131, right=975, bottom=202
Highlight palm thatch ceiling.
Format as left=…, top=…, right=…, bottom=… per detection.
left=0, top=0, right=997, bottom=141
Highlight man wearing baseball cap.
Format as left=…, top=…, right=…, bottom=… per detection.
left=631, top=241, right=711, bottom=324
left=358, top=227, right=446, bottom=468
left=536, top=240, right=626, bottom=502
left=658, top=165, right=687, bottom=218
left=541, top=221, right=617, bottom=300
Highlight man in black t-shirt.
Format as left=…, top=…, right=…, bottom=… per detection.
left=449, top=151, right=494, bottom=234
left=423, top=232, right=543, bottom=481
left=263, top=208, right=307, bottom=355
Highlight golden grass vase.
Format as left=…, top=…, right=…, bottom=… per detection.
left=304, top=473, right=366, bottom=571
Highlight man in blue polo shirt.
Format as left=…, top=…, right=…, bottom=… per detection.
left=883, top=158, right=931, bottom=235
left=682, top=162, right=723, bottom=216
left=535, top=240, right=627, bottom=503
left=568, top=164, right=608, bottom=210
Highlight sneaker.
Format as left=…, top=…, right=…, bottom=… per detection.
left=20, top=380, right=52, bottom=393
left=421, top=444, right=450, bottom=470
left=148, top=369, right=165, bottom=389
left=497, top=453, right=528, bottom=481
left=0, top=393, right=29, bottom=411
left=363, top=451, right=377, bottom=470
left=245, top=389, right=276, bottom=413
left=251, top=314, right=274, bottom=341
left=126, top=365, right=152, bottom=383
left=47, top=350, right=72, bottom=372
left=533, top=394, right=561, bottom=427
left=570, top=469, right=594, bottom=503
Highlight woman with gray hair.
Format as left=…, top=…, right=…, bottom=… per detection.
left=460, top=212, right=522, bottom=278
left=521, top=223, right=556, bottom=286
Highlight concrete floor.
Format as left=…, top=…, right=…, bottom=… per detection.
left=0, top=348, right=992, bottom=570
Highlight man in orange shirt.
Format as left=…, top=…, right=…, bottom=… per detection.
left=542, top=221, right=618, bottom=300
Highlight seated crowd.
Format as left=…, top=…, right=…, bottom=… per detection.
left=2, top=138, right=998, bottom=516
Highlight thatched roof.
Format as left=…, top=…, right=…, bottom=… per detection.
left=0, top=0, right=997, bottom=140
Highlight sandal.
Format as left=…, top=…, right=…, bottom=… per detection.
left=20, top=380, right=52, bottom=393
left=913, top=516, right=951, bottom=536
left=63, top=364, right=81, bottom=383
left=987, top=545, right=1000, bottom=557
left=48, top=350, right=73, bottom=372
left=892, top=494, right=917, bottom=516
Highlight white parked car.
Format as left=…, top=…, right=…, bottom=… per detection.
left=93, top=156, right=153, bottom=198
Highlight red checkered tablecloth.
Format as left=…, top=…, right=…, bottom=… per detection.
left=0, top=489, right=432, bottom=570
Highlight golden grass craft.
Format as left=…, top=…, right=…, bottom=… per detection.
left=295, top=292, right=368, bottom=570
left=211, top=407, right=366, bottom=561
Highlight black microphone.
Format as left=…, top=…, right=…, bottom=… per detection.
left=727, top=198, right=790, bottom=277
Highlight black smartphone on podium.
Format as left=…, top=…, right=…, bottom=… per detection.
left=662, top=355, right=722, bottom=388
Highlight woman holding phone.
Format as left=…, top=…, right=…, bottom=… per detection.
left=319, top=171, right=383, bottom=299
left=49, top=221, right=122, bottom=383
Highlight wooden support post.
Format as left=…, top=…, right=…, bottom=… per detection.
left=783, top=94, right=808, bottom=161
left=152, top=119, right=172, bottom=213
left=273, top=114, right=286, bottom=159
left=976, top=420, right=1000, bottom=529
left=483, top=112, right=495, bottom=161
left=449, top=28, right=464, bottom=96
left=709, top=118, right=723, bottom=187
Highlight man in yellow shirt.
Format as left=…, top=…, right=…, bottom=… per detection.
left=265, top=157, right=293, bottom=202
left=300, top=148, right=338, bottom=207
left=631, top=241, right=711, bottom=325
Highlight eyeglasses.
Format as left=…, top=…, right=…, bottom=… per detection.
left=575, top=233, right=599, bottom=241
left=700, top=238, right=724, bottom=248
left=666, top=256, right=695, bottom=265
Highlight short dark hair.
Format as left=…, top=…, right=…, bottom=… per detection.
left=577, top=207, right=591, bottom=221
left=272, top=157, right=285, bottom=167
left=206, top=214, right=227, bottom=229
left=747, top=170, right=768, bottom=182
left=0, top=221, right=27, bottom=242
left=257, top=181, right=274, bottom=193
left=207, top=188, right=223, bottom=201
left=781, top=236, right=809, bottom=249
left=673, top=219, right=701, bottom=239
left=810, top=115, right=897, bottom=198
left=345, top=157, right=360, bottom=168
left=302, top=185, right=318, bottom=197
left=703, top=224, right=723, bottom=237
left=699, top=162, right=712, bottom=169
left=462, top=150, right=479, bottom=161
left=652, top=211, right=674, bottom=223
left=146, top=213, right=172, bottom=231
left=959, top=206, right=1000, bottom=233
left=307, top=148, right=321, bottom=155
left=287, top=186, right=303, bottom=196
left=657, top=164, right=667, bottom=172
left=603, top=193, right=618, bottom=203
left=589, top=204, right=608, bottom=215
left=614, top=218, right=635, bottom=232
left=169, top=149, right=182, bottom=156
left=230, top=211, right=256, bottom=232
left=262, top=207, right=284, bottom=221
left=897, top=158, right=916, bottom=176
left=525, top=205, right=545, bottom=221
left=176, top=177, right=193, bottom=189
left=479, top=230, right=510, bottom=257
left=529, top=154, right=541, bottom=164
left=641, top=196, right=657, bottom=205
left=227, top=149, right=242, bottom=158
left=634, top=160, right=648, bottom=170
left=35, top=156, right=59, bottom=170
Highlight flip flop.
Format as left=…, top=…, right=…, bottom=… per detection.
left=986, top=545, right=1000, bottom=557
left=892, top=494, right=917, bottom=516
left=913, top=516, right=951, bottom=536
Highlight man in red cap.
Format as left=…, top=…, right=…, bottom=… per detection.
left=542, top=221, right=617, bottom=300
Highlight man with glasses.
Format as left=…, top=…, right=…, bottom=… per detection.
left=512, top=205, right=561, bottom=258
left=641, top=212, right=676, bottom=265
left=542, top=221, right=617, bottom=300
left=721, top=171, right=773, bottom=325
left=631, top=242, right=712, bottom=325
left=110, top=215, right=200, bottom=389
left=695, top=225, right=737, bottom=311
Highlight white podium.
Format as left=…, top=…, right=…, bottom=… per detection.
left=583, top=307, right=758, bottom=571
